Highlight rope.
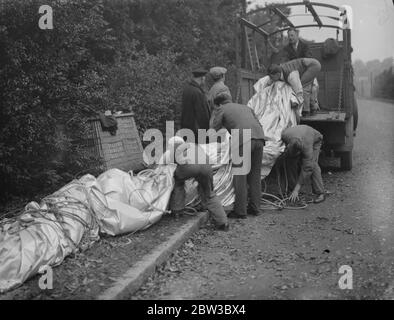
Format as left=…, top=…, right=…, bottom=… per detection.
left=261, top=157, right=308, bottom=211
left=337, top=66, right=344, bottom=112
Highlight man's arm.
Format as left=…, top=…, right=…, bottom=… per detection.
left=210, top=105, right=225, bottom=131
left=288, top=143, right=313, bottom=202
left=297, top=144, right=314, bottom=186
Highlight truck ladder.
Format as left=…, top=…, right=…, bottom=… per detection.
left=244, top=27, right=260, bottom=71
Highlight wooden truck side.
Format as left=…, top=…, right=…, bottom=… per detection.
left=236, top=1, right=356, bottom=170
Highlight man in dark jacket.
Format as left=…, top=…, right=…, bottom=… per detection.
left=207, top=66, right=232, bottom=118
left=284, top=28, right=320, bottom=114
left=180, top=68, right=211, bottom=143
left=284, top=28, right=312, bottom=61
left=211, top=93, right=266, bottom=219
left=281, top=124, right=325, bottom=204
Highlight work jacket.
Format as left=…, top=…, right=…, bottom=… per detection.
left=180, top=80, right=211, bottom=139
left=284, top=40, right=313, bottom=61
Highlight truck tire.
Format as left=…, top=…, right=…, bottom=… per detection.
left=340, top=151, right=352, bottom=171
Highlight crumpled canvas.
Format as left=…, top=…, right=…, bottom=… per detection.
left=247, top=76, right=299, bottom=177
left=184, top=133, right=235, bottom=209
left=184, top=76, right=300, bottom=205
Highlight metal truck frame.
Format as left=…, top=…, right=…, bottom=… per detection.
left=235, top=0, right=356, bottom=170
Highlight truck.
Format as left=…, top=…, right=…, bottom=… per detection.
left=235, top=0, right=357, bottom=170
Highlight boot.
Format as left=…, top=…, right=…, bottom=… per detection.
left=216, top=223, right=230, bottom=231
left=228, top=211, right=247, bottom=219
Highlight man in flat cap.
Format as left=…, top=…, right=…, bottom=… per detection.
left=180, top=68, right=211, bottom=142
left=211, top=92, right=266, bottom=219
left=161, top=136, right=229, bottom=231
left=207, top=66, right=233, bottom=127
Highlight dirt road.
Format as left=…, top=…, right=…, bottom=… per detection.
left=131, top=98, right=394, bottom=300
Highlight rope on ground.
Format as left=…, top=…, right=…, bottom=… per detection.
left=0, top=180, right=100, bottom=250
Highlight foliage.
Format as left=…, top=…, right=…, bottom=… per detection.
left=373, top=67, right=394, bottom=99
left=0, top=0, right=242, bottom=203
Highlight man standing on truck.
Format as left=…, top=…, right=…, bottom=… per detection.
left=281, top=124, right=326, bottom=204
left=267, top=58, right=321, bottom=118
left=162, top=136, right=229, bottom=231
left=211, top=92, right=266, bottom=219
left=180, top=68, right=211, bottom=142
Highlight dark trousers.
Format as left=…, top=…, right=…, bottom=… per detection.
left=285, top=141, right=324, bottom=195
left=300, top=61, right=321, bottom=86
left=169, top=164, right=227, bottom=225
left=232, top=139, right=264, bottom=216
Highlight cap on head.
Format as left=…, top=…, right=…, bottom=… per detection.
left=209, top=66, right=227, bottom=80
left=192, top=68, right=208, bottom=77
left=267, top=64, right=282, bottom=76
left=168, top=136, right=185, bottom=148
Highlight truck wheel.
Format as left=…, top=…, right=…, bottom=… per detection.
left=340, top=151, right=353, bottom=171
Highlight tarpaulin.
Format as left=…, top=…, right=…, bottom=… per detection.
left=247, top=76, right=299, bottom=178
left=0, top=77, right=298, bottom=292
left=184, top=133, right=235, bottom=209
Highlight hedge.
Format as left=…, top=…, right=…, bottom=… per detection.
left=0, top=0, right=240, bottom=203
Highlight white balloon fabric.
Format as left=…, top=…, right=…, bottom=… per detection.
left=247, top=76, right=299, bottom=178
left=0, top=77, right=298, bottom=293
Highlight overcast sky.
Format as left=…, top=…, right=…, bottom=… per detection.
left=249, top=0, right=394, bottom=63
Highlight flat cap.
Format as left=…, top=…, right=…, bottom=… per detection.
left=209, top=66, right=227, bottom=80
left=192, top=68, right=208, bottom=77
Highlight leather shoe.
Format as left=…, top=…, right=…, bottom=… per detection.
left=172, top=210, right=184, bottom=218
left=314, top=194, right=325, bottom=204
left=247, top=209, right=261, bottom=216
left=228, top=211, right=247, bottom=219
left=216, top=223, right=229, bottom=231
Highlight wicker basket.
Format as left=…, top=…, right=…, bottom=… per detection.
left=87, top=113, right=145, bottom=172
